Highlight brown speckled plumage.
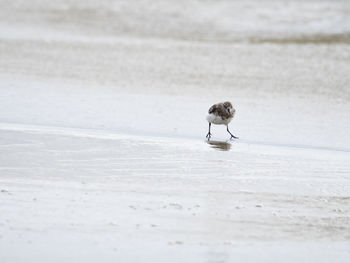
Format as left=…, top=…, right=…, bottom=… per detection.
left=208, top=101, right=235, bottom=120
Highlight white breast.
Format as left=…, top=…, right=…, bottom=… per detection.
left=206, top=113, right=232, bottom=125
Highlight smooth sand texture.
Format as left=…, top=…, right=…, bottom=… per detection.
left=1, top=126, right=350, bottom=262
left=0, top=0, right=350, bottom=262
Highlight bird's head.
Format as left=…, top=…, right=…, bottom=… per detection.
left=223, top=101, right=234, bottom=114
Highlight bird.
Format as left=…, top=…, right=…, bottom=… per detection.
left=206, top=101, right=238, bottom=140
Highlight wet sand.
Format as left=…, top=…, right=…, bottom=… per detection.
left=1, top=0, right=350, bottom=262
left=1, top=125, right=350, bottom=262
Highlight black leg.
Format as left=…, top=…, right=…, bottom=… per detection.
left=227, top=126, right=238, bottom=140
left=206, top=123, right=212, bottom=140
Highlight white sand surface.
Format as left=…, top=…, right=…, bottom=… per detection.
left=1, top=0, right=350, bottom=262
left=1, top=125, right=349, bottom=262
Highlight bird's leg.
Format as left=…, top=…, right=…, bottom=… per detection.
left=227, top=126, right=238, bottom=139
left=206, top=123, right=212, bottom=140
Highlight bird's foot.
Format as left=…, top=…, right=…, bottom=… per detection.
left=230, top=135, right=239, bottom=140
left=206, top=132, right=212, bottom=140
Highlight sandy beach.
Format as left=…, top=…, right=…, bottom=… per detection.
left=1, top=0, right=350, bottom=262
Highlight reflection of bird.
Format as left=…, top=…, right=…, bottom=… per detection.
left=207, top=141, right=232, bottom=151
left=206, top=101, right=238, bottom=140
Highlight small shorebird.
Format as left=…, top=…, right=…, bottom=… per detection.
left=206, top=101, right=238, bottom=140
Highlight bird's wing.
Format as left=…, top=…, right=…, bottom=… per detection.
left=208, top=104, right=218, bottom=114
